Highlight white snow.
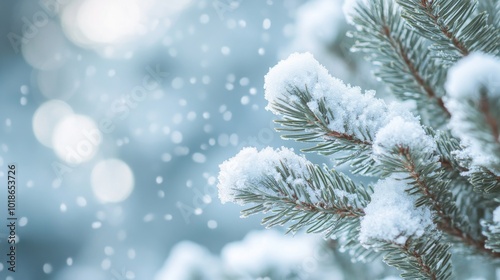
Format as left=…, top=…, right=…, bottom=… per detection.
left=373, top=116, right=437, bottom=157
left=264, top=52, right=417, bottom=142
left=493, top=206, right=500, bottom=224
left=217, top=146, right=314, bottom=205
left=445, top=52, right=500, bottom=101
left=264, top=52, right=331, bottom=108
left=359, top=177, right=435, bottom=245
left=444, top=53, right=500, bottom=173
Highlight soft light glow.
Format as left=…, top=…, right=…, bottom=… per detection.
left=60, top=0, right=193, bottom=57
left=33, top=100, right=74, bottom=148
left=52, top=114, right=101, bottom=164
left=91, top=159, right=134, bottom=203
left=77, top=0, right=142, bottom=44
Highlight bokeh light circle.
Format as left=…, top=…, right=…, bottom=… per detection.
left=52, top=114, right=101, bottom=164
left=91, top=159, right=134, bottom=203
left=32, top=100, right=74, bottom=148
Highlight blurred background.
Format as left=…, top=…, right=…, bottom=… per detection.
left=1, top=0, right=494, bottom=279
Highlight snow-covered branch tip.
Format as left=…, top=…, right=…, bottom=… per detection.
left=217, top=146, right=370, bottom=237
left=217, top=146, right=368, bottom=212
left=263, top=52, right=418, bottom=174
left=264, top=52, right=405, bottom=144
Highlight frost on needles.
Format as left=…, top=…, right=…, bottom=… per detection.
left=217, top=0, right=500, bottom=277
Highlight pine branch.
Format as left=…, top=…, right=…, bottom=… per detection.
left=218, top=147, right=373, bottom=257
left=377, top=144, right=500, bottom=258
left=396, top=0, right=500, bottom=63
left=479, top=89, right=500, bottom=143
left=430, top=129, right=496, bottom=238
left=429, top=127, right=500, bottom=193
left=427, top=128, right=467, bottom=173
left=454, top=89, right=500, bottom=154
left=271, top=87, right=378, bottom=175
left=237, top=162, right=378, bottom=261
left=348, top=0, right=450, bottom=127
left=236, top=163, right=369, bottom=236
left=469, top=168, right=500, bottom=193
left=377, top=236, right=453, bottom=280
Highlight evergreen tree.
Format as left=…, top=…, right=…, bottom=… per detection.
left=217, top=0, right=500, bottom=279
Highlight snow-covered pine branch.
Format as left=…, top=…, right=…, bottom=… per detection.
left=264, top=52, right=416, bottom=175
left=371, top=113, right=500, bottom=258
left=359, top=177, right=452, bottom=279
left=218, top=1, right=500, bottom=277
left=217, top=145, right=455, bottom=276
left=218, top=147, right=370, bottom=243
left=344, top=0, right=450, bottom=128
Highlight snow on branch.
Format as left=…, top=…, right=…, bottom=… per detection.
left=263, top=52, right=415, bottom=174
left=370, top=114, right=500, bottom=258
left=357, top=177, right=452, bottom=280
left=373, top=116, right=437, bottom=160
left=218, top=146, right=311, bottom=205
left=359, top=177, right=434, bottom=246
left=217, top=146, right=370, bottom=242
left=264, top=52, right=401, bottom=142
left=445, top=53, right=500, bottom=177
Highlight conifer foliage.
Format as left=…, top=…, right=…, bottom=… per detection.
left=217, top=0, right=500, bottom=278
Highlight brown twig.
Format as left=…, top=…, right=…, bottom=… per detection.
left=326, top=130, right=372, bottom=146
